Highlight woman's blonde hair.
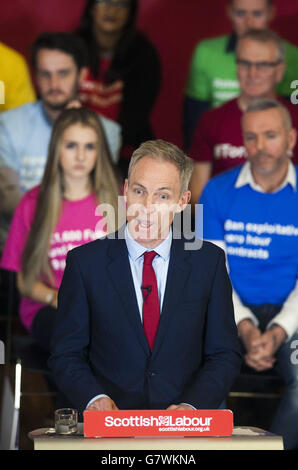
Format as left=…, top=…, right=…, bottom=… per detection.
left=22, top=107, right=120, bottom=294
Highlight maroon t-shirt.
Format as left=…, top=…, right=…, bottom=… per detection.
left=189, top=97, right=298, bottom=176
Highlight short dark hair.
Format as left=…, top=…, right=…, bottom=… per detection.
left=31, top=32, right=88, bottom=71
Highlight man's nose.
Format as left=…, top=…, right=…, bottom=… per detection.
left=247, top=63, right=260, bottom=79
left=49, top=73, right=60, bottom=89
left=143, top=195, right=155, bottom=212
left=256, top=136, right=265, bottom=152
left=245, top=14, right=257, bottom=31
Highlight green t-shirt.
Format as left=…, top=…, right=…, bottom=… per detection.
left=186, top=34, right=298, bottom=108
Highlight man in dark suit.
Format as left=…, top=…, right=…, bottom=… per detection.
left=49, top=139, right=242, bottom=413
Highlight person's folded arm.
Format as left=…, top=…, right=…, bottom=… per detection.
left=16, top=272, right=58, bottom=308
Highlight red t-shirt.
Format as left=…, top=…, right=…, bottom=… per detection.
left=189, top=97, right=298, bottom=176
left=79, top=57, right=123, bottom=123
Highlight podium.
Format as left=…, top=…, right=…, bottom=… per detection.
left=29, top=425, right=283, bottom=450
left=29, top=409, right=284, bottom=450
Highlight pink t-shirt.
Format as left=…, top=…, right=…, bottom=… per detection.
left=0, top=186, right=106, bottom=331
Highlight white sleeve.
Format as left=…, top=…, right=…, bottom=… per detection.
left=85, top=394, right=110, bottom=410
left=266, top=279, right=298, bottom=341
left=207, top=239, right=259, bottom=327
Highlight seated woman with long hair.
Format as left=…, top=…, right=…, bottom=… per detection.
left=1, top=107, right=121, bottom=352
left=76, top=0, right=161, bottom=175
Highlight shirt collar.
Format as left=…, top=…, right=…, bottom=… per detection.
left=125, top=224, right=172, bottom=262
left=226, top=32, right=237, bottom=53
left=235, top=161, right=297, bottom=193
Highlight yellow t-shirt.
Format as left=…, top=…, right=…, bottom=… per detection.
left=0, top=42, right=36, bottom=112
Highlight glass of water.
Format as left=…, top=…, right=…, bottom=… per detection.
left=55, top=408, right=78, bottom=435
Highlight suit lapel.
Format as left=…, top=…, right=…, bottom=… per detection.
left=106, top=234, right=150, bottom=354
left=152, top=236, right=192, bottom=357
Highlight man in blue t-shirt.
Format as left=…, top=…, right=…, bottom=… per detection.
left=198, top=98, right=298, bottom=450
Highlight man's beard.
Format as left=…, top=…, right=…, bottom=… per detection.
left=43, top=85, right=79, bottom=112
left=44, top=99, right=70, bottom=111
left=250, top=150, right=288, bottom=176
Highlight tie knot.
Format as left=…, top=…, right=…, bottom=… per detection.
left=143, top=251, right=157, bottom=266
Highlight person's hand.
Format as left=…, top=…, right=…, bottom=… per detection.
left=243, top=325, right=287, bottom=371
left=86, top=397, right=118, bottom=411
left=238, top=319, right=262, bottom=354
left=167, top=404, right=194, bottom=411
left=66, top=99, right=82, bottom=109
left=244, top=349, right=276, bottom=371
left=51, top=290, right=59, bottom=309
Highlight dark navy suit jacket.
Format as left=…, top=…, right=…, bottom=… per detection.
left=49, top=228, right=242, bottom=412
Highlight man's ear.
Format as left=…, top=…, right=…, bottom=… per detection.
left=288, top=128, right=297, bottom=154
left=268, top=5, right=276, bottom=24
left=123, top=178, right=128, bottom=199
left=275, top=61, right=286, bottom=84
left=78, top=66, right=89, bottom=84
left=225, top=2, right=233, bottom=22
left=177, top=190, right=191, bottom=213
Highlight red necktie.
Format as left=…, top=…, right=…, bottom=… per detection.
left=142, top=251, right=160, bottom=352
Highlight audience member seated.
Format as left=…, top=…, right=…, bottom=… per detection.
left=188, top=29, right=298, bottom=206
left=76, top=0, right=162, bottom=174
left=183, top=0, right=298, bottom=149
left=198, top=98, right=298, bottom=450
left=0, top=41, right=36, bottom=113
left=0, top=32, right=121, bottom=253
left=0, top=107, right=121, bottom=352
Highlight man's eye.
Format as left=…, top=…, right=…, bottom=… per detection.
left=135, top=189, right=143, bottom=195
left=253, top=11, right=264, bottom=18
left=160, top=194, right=168, bottom=200
left=58, top=70, right=70, bottom=77
left=235, top=10, right=246, bottom=18
left=38, top=72, right=50, bottom=79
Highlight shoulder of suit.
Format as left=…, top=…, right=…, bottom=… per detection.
left=178, top=236, right=225, bottom=259
left=68, top=234, right=112, bottom=259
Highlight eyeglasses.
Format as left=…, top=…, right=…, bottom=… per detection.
left=95, top=0, right=130, bottom=8
left=236, top=59, right=282, bottom=72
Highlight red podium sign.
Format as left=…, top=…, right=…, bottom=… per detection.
left=83, top=409, right=233, bottom=438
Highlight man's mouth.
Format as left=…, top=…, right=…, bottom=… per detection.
left=137, top=220, right=153, bottom=229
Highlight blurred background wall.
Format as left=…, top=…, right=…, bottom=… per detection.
left=0, top=0, right=297, bottom=148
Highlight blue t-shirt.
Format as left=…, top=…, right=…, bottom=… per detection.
left=198, top=165, right=298, bottom=307
left=0, top=101, right=52, bottom=191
